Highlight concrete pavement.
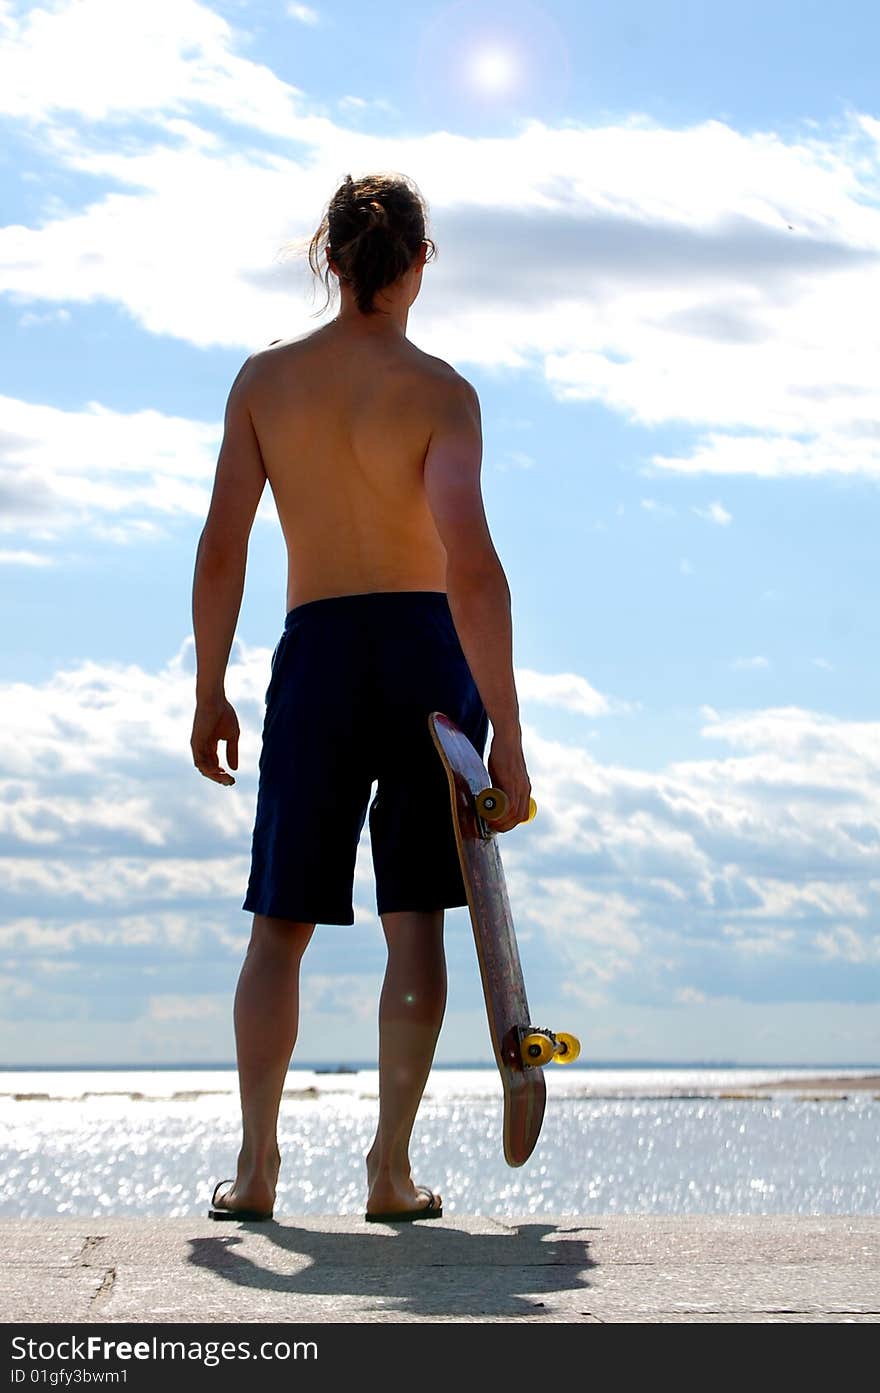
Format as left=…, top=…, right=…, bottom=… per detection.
left=1, top=1214, right=878, bottom=1324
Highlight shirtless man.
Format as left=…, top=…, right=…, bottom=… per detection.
left=191, top=172, right=531, bottom=1223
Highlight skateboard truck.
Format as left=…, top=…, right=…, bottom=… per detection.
left=475, top=788, right=538, bottom=839
left=517, top=1026, right=581, bottom=1068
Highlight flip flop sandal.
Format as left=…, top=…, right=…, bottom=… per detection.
left=364, top=1186, right=443, bottom=1223
left=207, top=1178, right=274, bottom=1222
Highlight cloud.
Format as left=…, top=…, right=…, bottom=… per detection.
left=515, top=667, right=618, bottom=717
left=0, top=0, right=304, bottom=130
left=0, top=1, right=878, bottom=488
left=148, top=993, right=225, bottom=1021
left=815, top=925, right=880, bottom=964
left=692, top=501, right=732, bottom=525
left=1, top=642, right=879, bottom=1035
left=338, top=95, right=395, bottom=115
left=301, top=974, right=381, bottom=1024
left=287, top=4, right=320, bottom=26
left=0, top=386, right=283, bottom=542
left=0, top=393, right=224, bottom=540
left=0, top=549, right=55, bottom=566
left=18, top=308, right=72, bottom=329
left=650, top=430, right=880, bottom=480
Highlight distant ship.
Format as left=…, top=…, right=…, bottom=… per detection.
left=314, top=1065, right=358, bottom=1074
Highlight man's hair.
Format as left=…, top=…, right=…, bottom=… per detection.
left=303, top=171, right=437, bottom=317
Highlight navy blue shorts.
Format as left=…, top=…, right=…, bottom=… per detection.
left=242, top=591, right=489, bottom=924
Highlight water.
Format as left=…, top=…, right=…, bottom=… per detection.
left=1, top=1066, right=878, bottom=1218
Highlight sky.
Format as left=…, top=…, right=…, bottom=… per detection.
left=2, top=0, right=880, bottom=1067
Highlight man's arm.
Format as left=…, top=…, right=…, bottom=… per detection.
left=423, top=375, right=531, bottom=829
left=190, top=355, right=267, bottom=783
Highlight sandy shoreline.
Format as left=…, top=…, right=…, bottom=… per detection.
left=747, top=1074, right=880, bottom=1093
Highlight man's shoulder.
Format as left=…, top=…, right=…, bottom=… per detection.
left=241, top=333, right=319, bottom=393
left=407, top=348, right=478, bottom=406
left=251, top=332, right=310, bottom=359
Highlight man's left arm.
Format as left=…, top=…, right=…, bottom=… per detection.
left=191, top=355, right=267, bottom=785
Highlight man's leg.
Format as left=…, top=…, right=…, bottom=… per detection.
left=213, top=913, right=314, bottom=1215
left=366, top=908, right=446, bottom=1215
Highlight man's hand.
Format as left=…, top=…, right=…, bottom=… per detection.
left=486, top=731, right=532, bottom=833
left=191, top=697, right=240, bottom=786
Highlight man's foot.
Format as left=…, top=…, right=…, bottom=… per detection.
left=208, top=1178, right=274, bottom=1221
left=365, top=1185, right=443, bottom=1222
left=207, top=1149, right=280, bottom=1220
left=365, top=1145, right=443, bottom=1219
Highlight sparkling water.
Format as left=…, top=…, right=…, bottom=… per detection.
left=1, top=1067, right=877, bottom=1218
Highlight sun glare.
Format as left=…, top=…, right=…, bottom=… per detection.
left=468, top=46, right=518, bottom=94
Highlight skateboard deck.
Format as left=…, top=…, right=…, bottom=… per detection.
left=429, top=712, right=579, bottom=1167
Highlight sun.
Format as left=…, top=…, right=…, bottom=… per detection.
left=467, top=46, right=519, bottom=95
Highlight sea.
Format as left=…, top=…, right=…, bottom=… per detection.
left=1, top=1064, right=878, bottom=1219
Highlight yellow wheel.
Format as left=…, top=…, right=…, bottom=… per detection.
left=521, top=1031, right=555, bottom=1067
left=476, top=790, right=538, bottom=826
left=476, top=787, right=509, bottom=822
left=551, top=1031, right=581, bottom=1064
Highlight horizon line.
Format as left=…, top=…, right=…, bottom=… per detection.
left=2, top=1059, right=879, bottom=1072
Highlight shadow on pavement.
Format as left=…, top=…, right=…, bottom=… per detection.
left=187, top=1221, right=597, bottom=1320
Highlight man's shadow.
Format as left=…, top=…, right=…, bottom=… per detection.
left=187, top=1220, right=597, bottom=1320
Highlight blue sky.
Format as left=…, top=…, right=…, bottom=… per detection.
left=2, top=0, right=880, bottom=1066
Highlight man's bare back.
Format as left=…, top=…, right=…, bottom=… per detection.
left=246, top=323, right=459, bottom=612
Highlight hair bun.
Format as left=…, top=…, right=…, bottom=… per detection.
left=364, top=199, right=388, bottom=230
left=306, top=171, right=435, bottom=316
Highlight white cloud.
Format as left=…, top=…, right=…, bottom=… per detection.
left=0, top=1, right=877, bottom=486
left=301, top=974, right=381, bottom=1024
left=0, top=549, right=55, bottom=566
left=532, top=878, right=642, bottom=996
left=722, top=923, right=796, bottom=956
left=0, top=392, right=221, bottom=539
left=692, top=500, right=732, bottom=525
left=0, top=0, right=304, bottom=131
left=675, top=986, right=707, bottom=1004
left=287, top=3, right=320, bottom=25
left=1, top=642, right=880, bottom=1026
left=338, top=95, right=395, bottom=114
left=148, top=993, right=225, bottom=1021
left=0, top=386, right=283, bottom=541
left=515, top=667, right=616, bottom=717
left=0, top=912, right=227, bottom=952
left=18, top=308, right=72, bottom=329
left=496, top=450, right=535, bottom=470
left=730, top=656, right=770, bottom=670
left=0, top=633, right=268, bottom=778
left=651, top=431, right=880, bottom=480
left=814, top=925, right=880, bottom=963
left=2, top=856, right=250, bottom=906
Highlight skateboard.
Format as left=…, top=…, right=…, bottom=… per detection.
left=428, top=712, right=580, bottom=1167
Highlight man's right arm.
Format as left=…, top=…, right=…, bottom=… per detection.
left=423, top=375, right=531, bottom=830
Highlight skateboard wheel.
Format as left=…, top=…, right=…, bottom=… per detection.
left=521, top=1031, right=555, bottom=1067
left=476, top=787, right=509, bottom=822
left=552, top=1031, right=581, bottom=1064
left=476, top=790, right=538, bottom=826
